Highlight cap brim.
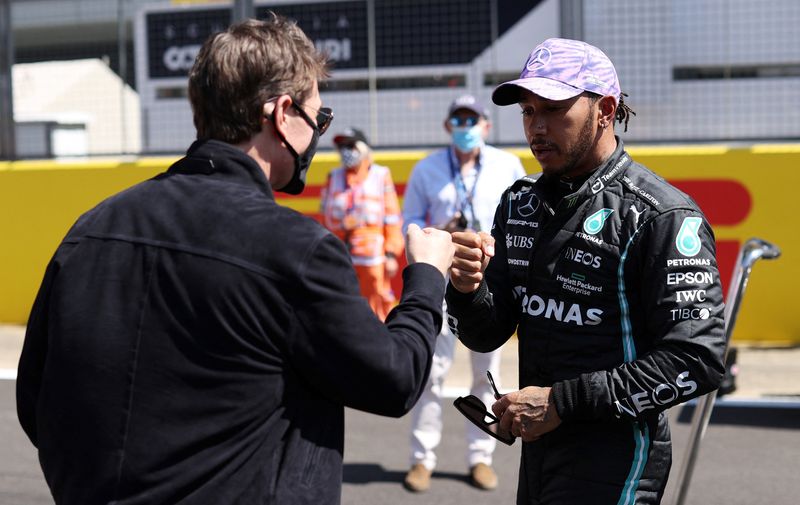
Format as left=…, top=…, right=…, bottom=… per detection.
left=492, top=78, right=584, bottom=105
left=449, top=105, right=486, bottom=117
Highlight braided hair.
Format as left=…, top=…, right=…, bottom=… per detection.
left=615, top=92, right=636, bottom=132
left=585, top=91, right=636, bottom=132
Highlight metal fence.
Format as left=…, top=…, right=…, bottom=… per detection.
left=1, top=0, right=799, bottom=159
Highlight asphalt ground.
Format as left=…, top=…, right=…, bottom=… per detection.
left=2, top=324, right=799, bottom=504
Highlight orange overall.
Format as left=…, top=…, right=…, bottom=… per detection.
left=320, top=162, right=404, bottom=321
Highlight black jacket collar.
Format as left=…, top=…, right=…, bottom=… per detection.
left=535, top=137, right=631, bottom=212
left=168, top=139, right=275, bottom=200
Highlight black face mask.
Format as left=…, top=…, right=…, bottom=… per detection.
left=266, top=100, right=330, bottom=195
left=275, top=126, right=319, bottom=195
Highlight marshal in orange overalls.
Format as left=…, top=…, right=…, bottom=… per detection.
left=320, top=160, right=404, bottom=321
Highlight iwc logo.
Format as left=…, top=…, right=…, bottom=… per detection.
left=583, top=208, right=614, bottom=235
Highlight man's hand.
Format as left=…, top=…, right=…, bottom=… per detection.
left=406, top=223, right=455, bottom=278
left=492, top=386, right=562, bottom=442
left=449, top=231, right=495, bottom=294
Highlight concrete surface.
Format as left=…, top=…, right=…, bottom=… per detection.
left=3, top=323, right=799, bottom=400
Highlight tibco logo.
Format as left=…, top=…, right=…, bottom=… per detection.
left=615, top=371, right=698, bottom=417
left=671, top=307, right=711, bottom=321
left=517, top=287, right=603, bottom=326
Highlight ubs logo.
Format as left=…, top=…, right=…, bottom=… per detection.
left=507, top=234, right=534, bottom=249
left=516, top=194, right=539, bottom=217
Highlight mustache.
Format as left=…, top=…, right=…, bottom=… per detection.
left=529, top=139, right=558, bottom=150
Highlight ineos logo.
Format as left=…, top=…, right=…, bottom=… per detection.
left=526, top=47, right=551, bottom=71
left=615, top=371, right=698, bottom=417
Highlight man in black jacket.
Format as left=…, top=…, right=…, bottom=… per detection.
left=446, top=38, right=726, bottom=504
left=17, top=15, right=454, bottom=505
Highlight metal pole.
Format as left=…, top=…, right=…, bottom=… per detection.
left=560, top=0, right=584, bottom=40
left=117, top=0, right=129, bottom=154
left=671, top=238, right=781, bottom=505
left=0, top=0, right=16, bottom=160
left=232, top=0, right=254, bottom=24
left=366, top=0, right=378, bottom=144
left=488, top=0, right=499, bottom=142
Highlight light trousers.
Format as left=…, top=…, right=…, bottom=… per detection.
left=408, top=313, right=502, bottom=470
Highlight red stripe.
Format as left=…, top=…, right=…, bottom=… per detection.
left=669, top=179, right=751, bottom=226
left=279, top=183, right=409, bottom=200
left=287, top=180, right=751, bottom=227
left=716, top=239, right=739, bottom=299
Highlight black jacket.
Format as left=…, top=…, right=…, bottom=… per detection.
left=446, top=139, right=725, bottom=504
left=17, top=140, right=445, bottom=505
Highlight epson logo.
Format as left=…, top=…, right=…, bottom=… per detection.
left=676, top=289, right=707, bottom=303
left=520, top=292, right=603, bottom=326
left=614, top=371, right=698, bottom=417
left=564, top=247, right=602, bottom=269
left=666, top=271, right=713, bottom=285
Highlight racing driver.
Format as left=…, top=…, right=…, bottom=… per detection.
left=445, top=37, right=726, bottom=504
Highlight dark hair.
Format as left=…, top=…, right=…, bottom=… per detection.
left=188, top=14, right=329, bottom=143
left=585, top=91, right=636, bottom=132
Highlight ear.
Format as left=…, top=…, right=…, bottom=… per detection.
left=443, top=118, right=453, bottom=134
left=266, top=95, right=293, bottom=136
left=598, top=95, right=617, bottom=129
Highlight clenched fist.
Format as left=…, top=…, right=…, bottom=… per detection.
left=449, top=230, right=495, bottom=294
left=405, top=223, right=455, bottom=278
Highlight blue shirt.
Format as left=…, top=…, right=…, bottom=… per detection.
left=402, top=144, right=526, bottom=233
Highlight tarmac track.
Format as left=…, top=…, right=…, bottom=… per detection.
left=1, top=379, right=798, bottom=505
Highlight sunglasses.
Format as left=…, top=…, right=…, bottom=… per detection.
left=453, top=371, right=515, bottom=445
left=292, top=100, right=334, bottom=135
left=448, top=116, right=480, bottom=128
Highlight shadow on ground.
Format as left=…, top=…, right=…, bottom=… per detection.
left=343, top=463, right=471, bottom=486
left=676, top=403, right=800, bottom=429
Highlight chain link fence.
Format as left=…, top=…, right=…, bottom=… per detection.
left=1, top=0, right=799, bottom=159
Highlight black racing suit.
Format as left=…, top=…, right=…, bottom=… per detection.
left=445, top=139, right=726, bottom=505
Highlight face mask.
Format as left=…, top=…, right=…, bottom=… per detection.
left=339, top=147, right=363, bottom=168
left=275, top=126, right=320, bottom=195
left=452, top=125, right=483, bottom=153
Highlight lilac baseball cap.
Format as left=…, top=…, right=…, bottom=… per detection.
left=492, top=38, right=621, bottom=105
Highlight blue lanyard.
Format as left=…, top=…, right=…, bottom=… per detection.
left=448, top=147, right=482, bottom=218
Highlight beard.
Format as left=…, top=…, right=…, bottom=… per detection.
left=535, top=110, right=596, bottom=181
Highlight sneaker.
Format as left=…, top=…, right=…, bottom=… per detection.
left=470, top=462, right=498, bottom=490
left=403, top=463, right=432, bottom=492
